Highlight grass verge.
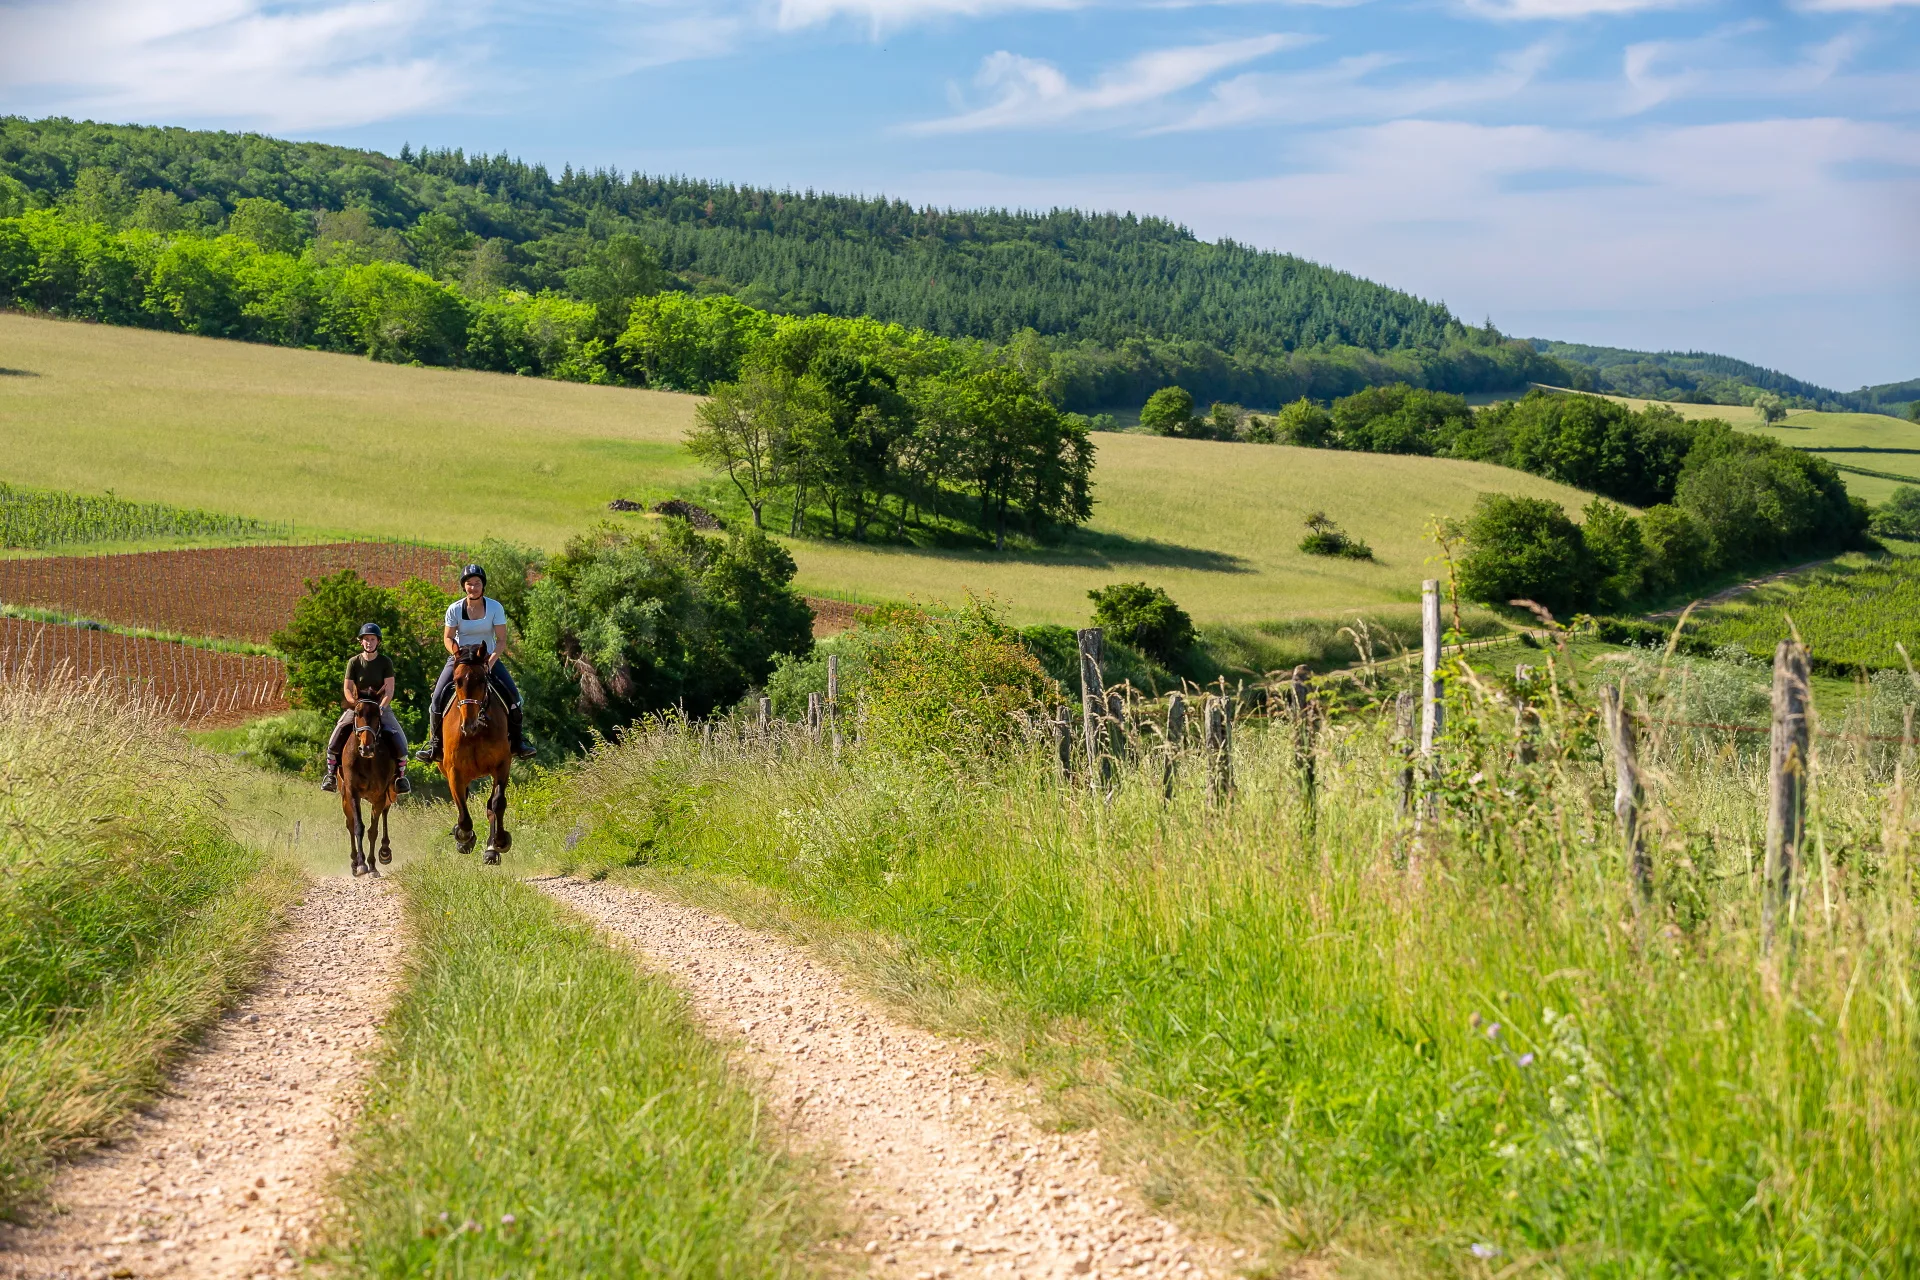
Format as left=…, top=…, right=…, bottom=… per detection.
left=0, top=679, right=300, bottom=1215
left=328, top=855, right=839, bottom=1277
left=526, top=656, right=1920, bottom=1277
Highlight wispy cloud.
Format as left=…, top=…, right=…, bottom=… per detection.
left=772, top=0, right=1087, bottom=30
left=1156, top=40, right=1553, bottom=130
left=1459, top=0, right=1698, bottom=20
left=906, top=33, right=1307, bottom=133
left=0, top=0, right=460, bottom=129
left=1794, top=0, right=1920, bottom=10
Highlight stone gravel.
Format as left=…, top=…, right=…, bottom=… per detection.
left=541, top=877, right=1224, bottom=1280
left=0, top=877, right=404, bottom=1280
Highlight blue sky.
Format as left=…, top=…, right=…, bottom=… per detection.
left=1, top=0, right=1915, bottom=389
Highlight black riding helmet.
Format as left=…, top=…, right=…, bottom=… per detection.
left=460, top=563, right=487, bottom=588
left=359, top=622, right=383, bottom=638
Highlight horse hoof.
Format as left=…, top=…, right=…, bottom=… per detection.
left=483, top=849, right=501, bottom=866
left=350, top=860, right=365, bottom=878
left=496, top=831, right=513, bottom=853
left=378, top=849, right=392, bottom=864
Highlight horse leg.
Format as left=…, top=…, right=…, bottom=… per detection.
left=346, top=792, right=366, bottom=877
left=449, top=774, right=476, bottom=855
left=482, top=770, right=506, bottom=865
left=377, top=798, right=393, bottom=865
left=493, top=766, right=512, bottom=854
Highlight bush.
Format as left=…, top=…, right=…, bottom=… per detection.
left=1582, top=499, right=1645, bottom=610
left=1087, top=582, right=1195, bottom=666
left=858, top=600, right=1059, bottom=756
left=516, top=522, right=812, bottom=753
left=1872, top=486, right=1920, bottom=539
left=271, top=570, right=446, bottom=738
left=1297, top=511, right=1374, bottom=560
left=1139, top=386, right=1199, bottom=437
left=235, top=710, right=333, bottom=777
left=1017, top=623, right=1178, bottom=695
left=1457, top=494, right=1597, bottom=620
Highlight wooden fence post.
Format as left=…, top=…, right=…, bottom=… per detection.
left=807, top=692, right=823, bottom=743
left=1393, top=689, right=1416, bottom=819
left=758, top=695, right=771, bottom=741
left=1078, top=628, right=1111, bottom=792
left=1765, top=640, right=1812, bottom=950
left=1052, top=705, right=1073, bottom=778
left=1163, top=692, right=1185, bottom=802
left=1417, top=578, right=1444, bottom=828
left=1205, top=694, right=1232, bottom=806
left=1600, top=684, right=1650, bottom=903
left=827, top=654, right=842, bottom=751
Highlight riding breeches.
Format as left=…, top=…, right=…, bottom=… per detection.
left=429, top=658, right=521, bottom=730
left=327, top=705, right=407, bottom=756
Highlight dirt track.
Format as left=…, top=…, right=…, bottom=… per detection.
left=0, top=878, right=403, bottom=1280
left=542, top=878, right=1221, bottom=1280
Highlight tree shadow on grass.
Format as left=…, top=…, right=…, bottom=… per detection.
left=0, top=368, right=39, bottom=377
left=876, top=527, right=1252, bottom=574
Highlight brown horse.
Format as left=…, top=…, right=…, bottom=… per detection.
left=339, top=696, right=399, bottom=876
left=441, top=644, right=513, bottom=864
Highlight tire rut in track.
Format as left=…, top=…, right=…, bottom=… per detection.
left=540, top=877, right=1222, bottom=1280
left=0, top=877, right=404, bottom=1280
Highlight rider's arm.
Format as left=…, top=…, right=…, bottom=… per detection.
left=380, top=676, right=396, bottom=707
left=443, top=624, right=459, bottom=656
left=341, top=677, right=356, bottom=707
left=489, top=622, right=509, bottom=667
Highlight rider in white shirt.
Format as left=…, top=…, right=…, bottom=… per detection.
left=415, top=563, right=538, bottom=762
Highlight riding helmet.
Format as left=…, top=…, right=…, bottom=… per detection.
left=359, top=622, right=383, bottom=637
left=461, top=563, right=487, bottom=586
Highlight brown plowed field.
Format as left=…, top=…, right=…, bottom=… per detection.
left=0, top=617, right=288, bottom=726
left=0, top=543, right=460, bottom=644
left=804, top=596, right=874, bottom=638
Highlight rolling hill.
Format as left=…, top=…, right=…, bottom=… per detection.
left=0, top=311, right=1602, bottom=626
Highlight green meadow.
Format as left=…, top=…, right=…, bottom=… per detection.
left=0, top=312, right=1600, bottom=624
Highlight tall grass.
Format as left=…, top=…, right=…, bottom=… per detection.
left=0, top=678, right=299, bottom=1214
left=537, top=655, right=1920, bottom=1276
left=330, top=856, right=839, bottom=1277
left=0, top=480, right=290, bottom=549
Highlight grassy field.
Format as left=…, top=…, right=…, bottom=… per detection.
left=1530, top=384, right=1768, bottom=425
left=524, top=648, right=1920, bottom=1277
left=0, top=678, right=300, bottom=1214
left=1, top=313, right=1600, bottom=625
left=1743, top=411, right=1920, bottom=503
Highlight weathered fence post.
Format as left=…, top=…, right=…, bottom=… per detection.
left=807, top=691, right=823, bottom=743
left=1284, top=663, right=1319, bottom=797
left=1163, top=692, right=1185, bottom=802
left=1416, top=579, right=1445, bottom=833
left=827, top=654, right=842, bottom=751
left=1764, top=640, right=1812, bottom=951
left=1600, top=684, right=1650, bottom=903
left=757, top=695, right=771, bottom=741
left=1393, top=689, right=1417, bottom=819
left=1052, top=704, right=1073, bottom=778
left=1205, top=694, right=1232, bottom=806
left=1078, top=628, right=1111, bottom=792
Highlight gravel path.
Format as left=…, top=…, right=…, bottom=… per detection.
left=0, top=877, right=404, bottom=1280
left=541, top=878, right=1223, bottom=1280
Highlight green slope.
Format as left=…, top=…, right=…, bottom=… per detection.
left=0, top=311, right=1603, bottom=625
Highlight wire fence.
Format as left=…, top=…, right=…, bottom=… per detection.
left=0, top=616, right=288, bottom=727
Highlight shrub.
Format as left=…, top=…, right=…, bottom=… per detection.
left=1457, top=494, right=1597, bottom=619
left=516, top=522, right=812, bottom=752
left=271, top=570, right=445, bottom=737
left=1871, top=486, right=1920, bottom=539
left=1582, top=498, right=1646, bottom=610
left=1087, top=582, right=1195, bottom=666
left=1139, top=386, right=1199, bottom=437
left=858, top=600, right=1058, bottom=757
left=1298, top=511, right=1374, bottom=561
left=235, top=709, right=333, bottom=777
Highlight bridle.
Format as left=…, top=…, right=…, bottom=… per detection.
left=351, top=697, right=384, bottom=759
left=452, top=647, right=493, bottom=738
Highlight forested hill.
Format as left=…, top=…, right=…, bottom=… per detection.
left=1532, top=341, right=1894, bottom=415
left=0, top=116, right=1896, bottom=413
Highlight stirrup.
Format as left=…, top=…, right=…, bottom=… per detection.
left=414, top=743, right=441, bottom=762
left=512, top=741, right=537, bottom=759
left=394, top=773, right=413, bottom=795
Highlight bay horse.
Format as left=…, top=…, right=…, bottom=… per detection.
left=442, top=643, right=513, bottom=864
left=339, top=696, right=399, bottom=877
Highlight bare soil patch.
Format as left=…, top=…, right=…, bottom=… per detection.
left=0, top=618, right=287, bottom=727
left=0, top=544, right=460, bottom=644
left=0, top=877, right=403, bottom=1280
left=541, top=878, right=1223, bottom=1280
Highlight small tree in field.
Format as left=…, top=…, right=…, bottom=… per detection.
left=271, top=570, right=444, bottom=736
left=1457, top=494, right=1597, bottom=620
left=1139, top=387, right=1199, bottom=437
left=1088, top=582, right=1195, bottom=666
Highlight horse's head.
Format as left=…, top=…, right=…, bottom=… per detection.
left=351, top=696, right=385, bottom=759
left=451, top=644, right=493, bottom=738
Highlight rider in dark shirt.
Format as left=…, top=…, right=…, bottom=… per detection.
left=321, top=623, right=412, bottom=794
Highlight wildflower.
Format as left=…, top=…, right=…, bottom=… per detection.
left=501, top=1213, right=517, bottom=1227
left=1469, top=1011, right=1483, bottom=1030
left=1517, top=1053, right=1535, bottom=1067
left=1470, top=1243, right=1501, bottom=1259
left=1486, top=1022, right=1501, bottom=1039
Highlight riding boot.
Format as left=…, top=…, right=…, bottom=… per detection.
left=508, top=705, right=537, bottom=759
left=320, top=752, right=340, bottom=792
left=387, top=731, right=413, bottom=794
left=414, top=726, right=442, bottom=763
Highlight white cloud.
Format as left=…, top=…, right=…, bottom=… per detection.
left=1157, top=40, right=1553, bottom=130
left=0, top=0, right=460, bottom=129
left=772, top=0, right=1086, bottom=29
left=1794, top=0, right=1920, bottom=9
left=1459, top=0, right=1697, bottom=20
left=1619, top=24, right=1862, bottom=113
left=906, top=33, right=1307, bottom=132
